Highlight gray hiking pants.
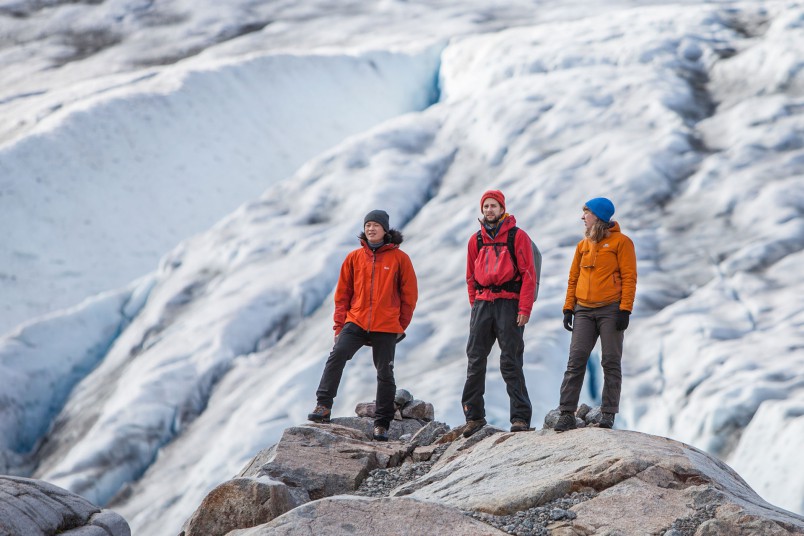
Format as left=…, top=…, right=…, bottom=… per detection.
left=462, top=299, right=532, bottom=426
left=558, top=302, right=624, bottom=414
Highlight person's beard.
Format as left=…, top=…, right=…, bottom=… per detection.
left=483, top=214, right=501, bottom=226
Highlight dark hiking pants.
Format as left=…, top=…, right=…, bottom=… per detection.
left=559, top=302, right=624, bottom=414
left=462, top=299, right=532, bottom=426
left=315, top=322, right=397, bottom=428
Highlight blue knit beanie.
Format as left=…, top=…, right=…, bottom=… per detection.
left=585, top=198, right=615, bottom=223
left=364, top=209, right=390, bottom=232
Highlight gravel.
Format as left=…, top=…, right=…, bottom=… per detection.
left=351, top=444, right=598, bottom=536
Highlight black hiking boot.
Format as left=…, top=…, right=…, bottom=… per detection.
left=510, top=420, right=530, bottom=432
left=599, top=412, right=615, bottom=429
left=554, top=411, right=577, bottom=432
left=307, top=404, right=331, bottom=423
left=462, top=418, right=487, bottom=438
left=373, top=425, right=389, bottom=442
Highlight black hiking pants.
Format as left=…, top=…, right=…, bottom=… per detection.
left=315, top=322, right=397, bottom=428
left=462, top=299, right=532, bottom=426
left=559, top=302, right=624, bottom=414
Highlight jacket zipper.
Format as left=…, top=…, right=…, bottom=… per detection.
left=367, top=250, right=376, bottom=333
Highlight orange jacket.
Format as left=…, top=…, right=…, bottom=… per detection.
left=563, top=222, right=637, bottom=312
left=333, top=235, right=418, bottom=335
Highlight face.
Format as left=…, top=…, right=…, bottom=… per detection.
left=482, top=198, right=504, bottom=223
left=364, top=221, right=386, bottom=242
left=581, top=207, right=599, bottom=230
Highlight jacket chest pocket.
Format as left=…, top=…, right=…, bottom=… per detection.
left=580, top=247, right=595, bottom=269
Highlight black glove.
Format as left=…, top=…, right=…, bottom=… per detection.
left=562, top=310, right=574, bottom=332
left=616, top=310, right=631, bottom=331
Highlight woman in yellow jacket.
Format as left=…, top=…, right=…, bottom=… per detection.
left=554, top=197, right=637, bottom=432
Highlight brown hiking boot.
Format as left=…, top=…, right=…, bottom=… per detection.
left=373, top=425, right=389, bottom=442
left=462, top=418, right=487, bottom=438
left=307, top=404, right=331, bottom=423
left=510, top=420, right=530, bottom=432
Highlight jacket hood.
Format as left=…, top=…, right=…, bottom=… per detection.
left=359, top=228, right=404, bottom=245
left=478, top=214, right=516, bottom=239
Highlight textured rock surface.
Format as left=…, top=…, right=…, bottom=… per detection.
left=255, top=423, right=410, bottom=499
left=181, top=415, right=804, bottom=536
left=228, top=496, right=507, bottom=536
left=181, top=477, right=307, bottom=536
left=182, top=420, right=417, bottom=535
left=398, top=428, right=804, bottom=535
left=0, top=476, right=130, bottom=536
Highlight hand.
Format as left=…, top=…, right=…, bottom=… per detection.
left=334, top=333, right=340, bottom=344
left=516, top=314, right=529, bottom=326
left=563, top=310, right=574, bottom=332
left=615, top=310, right=631, bottom=331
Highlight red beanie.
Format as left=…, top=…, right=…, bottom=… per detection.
left=480, top=190, right=506, bottom=213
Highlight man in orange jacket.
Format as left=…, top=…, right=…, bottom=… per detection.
left=461, top=190, right=537, bottom=438
left=308, top=210, right=418, bottom=441
left=555, top=197, right=637, bottom=432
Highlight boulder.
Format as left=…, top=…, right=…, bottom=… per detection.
left=0, top=476, right=130, bottom=536
left=393, top=389, right=414, bottom=408
left=254, top=424, right=409, bottom=500
left=395, top=429, right=804, bottom=534
left=400, top=399, right=434, bottom=421
left=183, top=422, right=410, bottom=534
left=409, top=420, right=450, bottom=446
left=181, top=476, right=307, bottom=536
left=227, top=496, right=507, bottom=535
left=330, top=416, right=425, bottom=440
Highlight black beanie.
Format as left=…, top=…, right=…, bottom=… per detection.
left=364, top=210, right=390, bottom=232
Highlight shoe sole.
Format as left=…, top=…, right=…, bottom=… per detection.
left=373, top=436, right=389, bottom=442
left=510, top=427, right=532, bottom=432
left=307, top=415, right=331, bottom=423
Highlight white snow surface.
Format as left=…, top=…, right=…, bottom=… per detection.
left=0, top=1, right=803, bottom=534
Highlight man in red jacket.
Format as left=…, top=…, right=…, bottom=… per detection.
left=308, top=210, right=418, bottom=441
left=462, top=190, right=537, bottom=437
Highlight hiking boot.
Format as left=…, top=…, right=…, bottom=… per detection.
left=510, top=420, right=530, bottom=432
left=373, top=425, right=389, bottom=442
left=307, top=404, right=331, bottom=423
left=599, top=412, right=615, bottom=429
left=462, top=418, right=487, bottom=438
left=554, top=411, right=577, bottom=432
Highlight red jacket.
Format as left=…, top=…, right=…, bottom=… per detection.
left=563, top=222, right=637, bottom=312
left=466, top=215, right=537, bottom=317
left=333, top=233, right=418, bottom=335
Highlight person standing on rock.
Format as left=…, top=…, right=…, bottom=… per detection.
left=308, top=210, right=418, bottom=442
left=461, top=190, right=537, bottom=438
left=554, top=197, right=637, bottom=432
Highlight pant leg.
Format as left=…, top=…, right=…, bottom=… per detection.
left=558, top=306, right=599, bottom=412
left=462, top=300, right=496, bottom=421
left=596, top=303, right=624, bottom=414
left=315, top=323, right=366, bottom=408
left=495, top=299, right=532, bottom=425
left=369, top=332, right=398, bottom=428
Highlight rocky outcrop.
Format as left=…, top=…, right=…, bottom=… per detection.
left=181, top=401, right=804, bottom=536
left=0, top=476, right=130, bottom=536
left=229, top=496, right=506, bottom=535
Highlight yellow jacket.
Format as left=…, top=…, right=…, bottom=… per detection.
left=563, top=222, right=637, bottom=312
